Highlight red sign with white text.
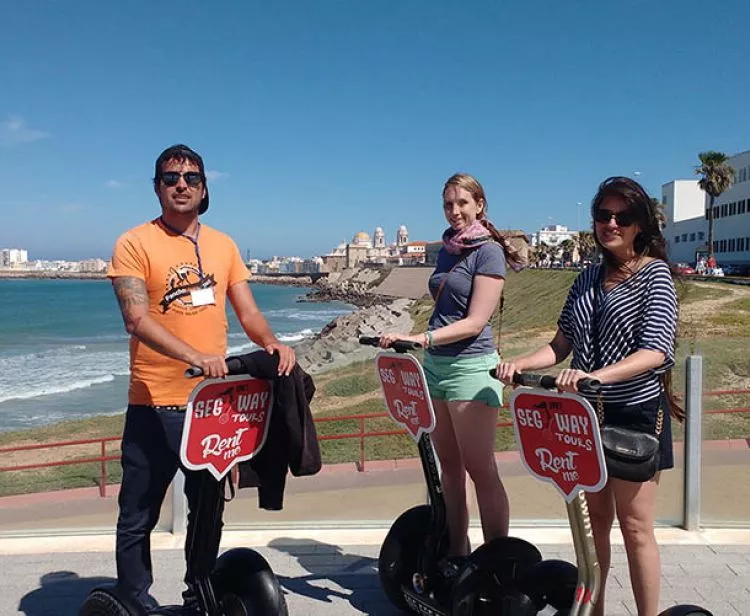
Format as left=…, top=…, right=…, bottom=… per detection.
left=510, top=389, right=606, bottom=502
left=375, top=352, right=435, bottom=442
left=181, top=375, right=273, bottom=481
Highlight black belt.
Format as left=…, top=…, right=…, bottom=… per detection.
left=151, top=405, right=188, bottom=413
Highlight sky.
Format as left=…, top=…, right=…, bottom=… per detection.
left=1, top=0, right=749, bottom=261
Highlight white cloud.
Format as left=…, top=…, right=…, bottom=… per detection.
left=105, top=180, right=125, bottom=188
left=205, top=170, right=229, bottom=181
left=0, top=115, right=50, bottom=146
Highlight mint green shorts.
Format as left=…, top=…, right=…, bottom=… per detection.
left=423, top=351, right=504, bottom=408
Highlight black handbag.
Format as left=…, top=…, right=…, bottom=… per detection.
left=598, top=398, right=663, bottom=483
left=592, top=266, right=663, bottom=483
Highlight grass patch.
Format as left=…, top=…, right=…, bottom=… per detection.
left=675, top=280, right=726, bottom=305
left=322, top=369, right=381, bottom=397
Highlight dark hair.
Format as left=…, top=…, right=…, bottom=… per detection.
left=153, top=144, right=209, bottom=214
left=443, top=173, right=528, bottom=270
left=591, top=176, right=684, bottom=422
left=590, top=176, right=667, bottom=269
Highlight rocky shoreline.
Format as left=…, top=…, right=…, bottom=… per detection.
left=295, top=298, right=415, bottom=374
left=294, top=266, right=421, bottom=373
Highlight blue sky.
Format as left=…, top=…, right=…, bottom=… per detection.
left=2, top=1, right=749, bottom=260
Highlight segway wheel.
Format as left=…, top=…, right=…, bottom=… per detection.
left=451, top=537, right=543, bottom=616
left=519, top=559, right=578, bottom=612
left=211, top=548, right=288, bottom=616
left=378, top=505, right=432, bottom=612
left=78, top=588, right=146, bottom=616
left=657, top=606, right=714, bottom=616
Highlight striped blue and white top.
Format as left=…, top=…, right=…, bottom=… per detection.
left=558, top=260, right=677, bottom=406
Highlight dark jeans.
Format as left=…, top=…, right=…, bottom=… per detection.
left=116, top=404, right=225, bottom=610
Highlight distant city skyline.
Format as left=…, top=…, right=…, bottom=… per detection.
left=2, top=2, right=750, bottom=261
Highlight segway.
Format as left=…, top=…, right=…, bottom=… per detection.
left=360, top=337, right=553, bottom=616
left=80, top=355, right=288, bottom=616
left=508, top=372, right=714, bottom=616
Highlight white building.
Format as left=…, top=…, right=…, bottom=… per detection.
left=529, top=225, right=576, bottom=249
left=661, top=180, right=707, bottom=264
left=0, top=248, right=29, bottom=267
left=664, top=150, right=750, bottom=267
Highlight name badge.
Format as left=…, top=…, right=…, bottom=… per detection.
left=191, top=288, right=216, bottom=306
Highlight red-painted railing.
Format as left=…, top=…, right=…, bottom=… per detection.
left=0, top=392, right=748, bottom=496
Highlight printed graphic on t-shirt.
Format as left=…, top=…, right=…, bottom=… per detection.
left=160, top=263, right=217, bottom=314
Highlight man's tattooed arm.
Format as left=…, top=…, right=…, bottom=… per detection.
left=112, top=276, right=149, bottom=315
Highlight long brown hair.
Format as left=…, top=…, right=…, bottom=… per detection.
left=443, top=173, right=527, bottom=270
left=590, top=176, right=684, bottom=422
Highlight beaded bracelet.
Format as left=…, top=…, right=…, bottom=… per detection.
left=426, top=330, right=435, bottom=348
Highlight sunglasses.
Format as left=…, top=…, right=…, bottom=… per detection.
left=160, top=171, right=203, bottom=187
left=593, top=208, right=636, bottom=227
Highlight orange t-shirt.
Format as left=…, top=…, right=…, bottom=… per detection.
left=107, top=219, right=250, bottom=406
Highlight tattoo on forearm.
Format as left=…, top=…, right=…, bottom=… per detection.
left=113, top=277, right=148, bottom=312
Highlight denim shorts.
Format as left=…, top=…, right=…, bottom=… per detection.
left=423, top=351, right=504, bottom=408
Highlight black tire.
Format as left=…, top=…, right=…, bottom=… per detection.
left=378, top=505, right=432, bottom=613
left=451, top=537, right=543, bottom=616
left=519, top=559, right=578, bottom=612
left=212, top=548, right=289, bottom=616
left=78, top=588, right=146, bottom=616
left=657, top=606, right=714, bottom=616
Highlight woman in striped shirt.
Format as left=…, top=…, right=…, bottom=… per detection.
left=498, top=176, right=679, bottom=616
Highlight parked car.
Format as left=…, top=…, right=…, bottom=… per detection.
left=719, top=264, right=749, bottom=276
left=671, top=262, right=696, bottom=275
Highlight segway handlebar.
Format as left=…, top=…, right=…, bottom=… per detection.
left=512, top=372, right=601, bottom=395
left=185, top=356, right=244, bottom=378
left=359, top=336, right=422, bottom=354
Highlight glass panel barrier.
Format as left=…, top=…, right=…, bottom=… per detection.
left=694, top=336, right=750, bottom=525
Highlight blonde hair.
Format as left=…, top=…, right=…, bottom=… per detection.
left=443, top=173, right=528, bottom=270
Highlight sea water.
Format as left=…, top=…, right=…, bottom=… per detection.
left=0, top=279, right=351, bottom=432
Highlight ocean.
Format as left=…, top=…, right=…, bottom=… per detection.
left=0, top=279, right=352, bottom=433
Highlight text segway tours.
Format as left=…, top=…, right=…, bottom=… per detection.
left=361, top=337, right=563, bottom=616
left=79, top=356, right=288, bottom=616
left=508, top=372, right=714, bottom=616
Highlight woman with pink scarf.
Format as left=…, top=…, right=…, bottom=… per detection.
left=380, top=173, right=525, bottom=575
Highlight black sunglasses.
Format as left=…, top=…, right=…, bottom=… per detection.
left=593, top=208, right=636, bottom=227
left=160, top=171, right=203, bottom=187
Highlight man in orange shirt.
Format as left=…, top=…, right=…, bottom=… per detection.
left=108, top=144, right=295, bottom=613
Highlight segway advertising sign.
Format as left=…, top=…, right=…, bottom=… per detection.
left=375, top=352, right=435, bottom=442
left=510, top=389, right=607, bottom=502
left=181, top=375, right=273, bottom=481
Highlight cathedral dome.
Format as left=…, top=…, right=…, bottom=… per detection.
left=353, top=231, right=371, bottom=244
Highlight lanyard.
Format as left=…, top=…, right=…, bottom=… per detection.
left=160, top=217, right=204, bottom=277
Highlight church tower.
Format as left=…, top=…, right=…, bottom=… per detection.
left=373, top=227, right=385, bottom=249
left=397, top=225, right=409, bottom=247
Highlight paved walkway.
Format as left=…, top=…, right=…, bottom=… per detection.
left=2, top=444, right=750, bottom=614
left=3, top=528, right=750, bottom=615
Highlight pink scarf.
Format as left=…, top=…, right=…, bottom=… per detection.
left=442, top=220, right=493, bottom=255
left=442, top=220, right=526, bottom=272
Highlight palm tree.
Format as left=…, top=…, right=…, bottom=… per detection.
left=577, top=231, right=596, bottom=264
left=559, top=238, right=575, bottom=265
left=695, top=151, right=735, bottom=260
left=650, top=197, right=667, bottom=230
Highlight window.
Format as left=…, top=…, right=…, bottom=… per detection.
left=681, top=234, right=688, bottom=242
left=675, top=236, right=680, bottom=243
left=731, top=202, right=736, bottom=216
left=722, top=203, right=728, bottom=217
left=730, top=238, right=736, bottom=252
left=740, top=200, right=746, bottom=214
left=690, top=233, right=696, bottom=241
left=740, top=238, right=745, bottom=251
left=698, top=232, right=705, bottom=240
